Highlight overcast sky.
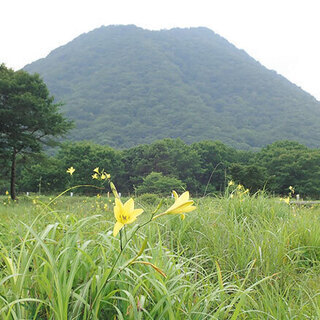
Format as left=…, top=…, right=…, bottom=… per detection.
left=2, top=0, right=320, bottom=100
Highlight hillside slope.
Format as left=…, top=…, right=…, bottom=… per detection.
left=24, top=25, right=320, bottom=149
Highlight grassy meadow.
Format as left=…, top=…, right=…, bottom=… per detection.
left=1, top=189, right=320, bottom=319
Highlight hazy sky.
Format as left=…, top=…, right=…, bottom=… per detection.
left=2, top=0, right=320, bottom=100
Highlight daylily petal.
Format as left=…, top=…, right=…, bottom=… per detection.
left=124, top=198, right=134, bottom=212
left=126, top=215, right=138, bottom=224
left=176, top=191, right=190, bottom=205
left=177, top=204, right=196, bottom=213
left=170, top=191, right=190, bottom=209
left=168, top=203, right=196, bottom=214
left=154, top=190, right=196, bottom=221
left=172, top=190, right=179, bottom=200
left=166, top=200, right=194, bottom=214
left=126, top=208, right=144, bottom=224
left=133, top=208, right=144, bottom=217
left=113, top=221, right=124, bottom=237
left=114, top=202, right=121, bottom=220
left=115, top=198, right=123, bottom=209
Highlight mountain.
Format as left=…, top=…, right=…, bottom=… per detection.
left=24, top=25, right=320, bottom=149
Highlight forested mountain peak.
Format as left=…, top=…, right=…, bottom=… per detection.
left=24, top=25, right=320, bottom=149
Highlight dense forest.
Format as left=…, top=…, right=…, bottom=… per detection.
left=1, top=138, right=320, bottom=198
left=24, top=25, right=320, bottom=149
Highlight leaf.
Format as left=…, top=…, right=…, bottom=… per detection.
left=131, top=261, right=167, bottom=278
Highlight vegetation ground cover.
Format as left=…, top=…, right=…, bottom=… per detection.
left=1, top=189, right=320, bottom=319
left=24, top=25, right=320, bottom=149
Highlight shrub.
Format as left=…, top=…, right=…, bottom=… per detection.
left=136, top=193, right=161, bottom=205
left=135, top=172, right=186, bottom=195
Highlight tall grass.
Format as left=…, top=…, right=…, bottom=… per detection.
left=0, top=192, right=320, bottom=318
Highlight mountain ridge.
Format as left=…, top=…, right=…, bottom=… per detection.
left=24, top=25, right=320, bottom=149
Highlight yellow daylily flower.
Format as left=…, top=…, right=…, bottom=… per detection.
left=106, top=173, right=111, bottom=179
left=167, top=191, right=196, bottom=219
left=280, top=197, right=290, bottom=204
left=289, top=186, right=295, bottom=194
left=153, top=190, right=196, bottom=220
left=93, top=167, right=99, bottom=173
left=113, top=198, right=144, bottom=237
left=92, top=173, right=98, bottom=179
left=228, top=180, right=234, bottom=186
left=66, top=167, right=75, bottom=175
left=101, top=173, right=106, bottom=180
left=5, top=191, right=9, bottom=195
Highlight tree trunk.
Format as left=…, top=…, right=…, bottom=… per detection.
left=10, top=148, right=17, bottom=200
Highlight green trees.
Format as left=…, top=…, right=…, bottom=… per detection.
left=17, top=141, right=124, bottom=194
left=191, top=141, right=237, bottom=194
left=253, top=141, right=320, bottom=197
left=229, top=163, right=266, bottom=193
left=121, top=139, right=201, bottom=193
left=135, top=172, right=186, bottom=195
left=254, top=141, right=307, bottom=194
left=57, top=141, right=124, bottom=192
left=24, top=25, right=320, bottom=149
left=0, top=65, right=73, bottom=199
left=4, top=133, right=320, bottom=198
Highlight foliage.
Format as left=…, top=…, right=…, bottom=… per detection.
left=191, top=140, right=237, bottom=194
left=0, top=171, right=198, bottom=319
left=24, top=25, right=320, bottom=149
left=56, top=141, right=123, bottom=193
left=254, top=141, right=316, bottom=196
left=15, top=141, right=124, bottom=194
left=0, top=64, right=73, bottom=199
left=229, top=163, right=267, bottom=193
left=2, top=138, right=320, bottom=198
left=1, top=192, right=320, bottom=318
left=122, top=139, right=201, bottom=193
left=136, top=193, right=161, bottom=205
left=19, top=154, right=66, bottom=193
left=135, top=172, right=186, bottom=195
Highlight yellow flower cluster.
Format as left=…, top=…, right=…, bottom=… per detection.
left=113, top=190, right=196, bottom=237
left=280, top=197, right=290, bottom=204
left=92, top=167, right=111, bottom=180
left=280, top=186, right=295, bottom=205
left=66, top=167, right=75, bottom=175
left=228, top=182, right=249, bottom=199
left=64, top=166, right=196, bottom=238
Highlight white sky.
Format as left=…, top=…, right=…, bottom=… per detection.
left=1, top=0, right=320, bottom=100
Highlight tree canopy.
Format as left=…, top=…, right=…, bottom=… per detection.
left=0, top=64, right=73, bottom=199
left=6, top=138, right=320, bottom=199
left=24, top=25, right=320, bottom=149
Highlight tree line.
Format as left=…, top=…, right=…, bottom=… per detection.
left=1, top=64, right=319, bottom=199
left=1, top=138, right=320, bottom=198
